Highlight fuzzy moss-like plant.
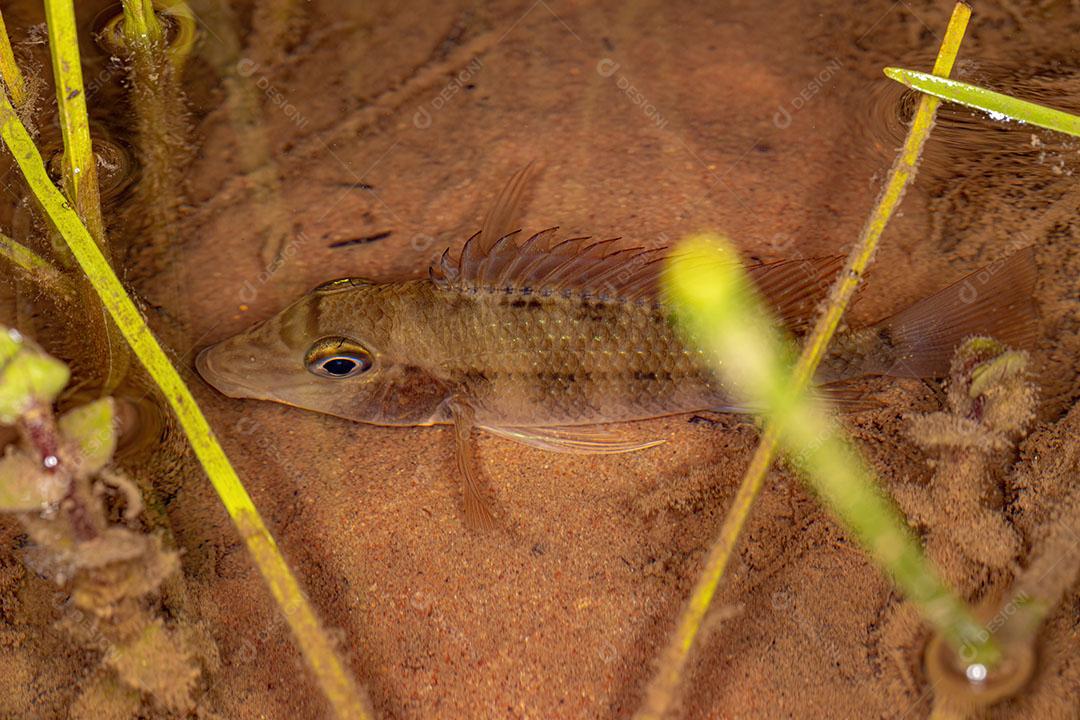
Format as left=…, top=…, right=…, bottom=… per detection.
left=0, top=327, right=217, bottom=715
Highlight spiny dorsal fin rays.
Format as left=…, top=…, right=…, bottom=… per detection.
left=493, top=227, right=560, bottom=288
left=432, top=225, right=675, bottom=303
left=430, top=166, right=846, bottom=313
left=477, top=230, right=523, bottom=288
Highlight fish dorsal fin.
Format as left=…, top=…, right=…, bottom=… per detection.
left=479, top=163, right=535, bottom=256
left=430, top=165, right=844, bottom=313
left=432, top=231, right=844, bottom=315
left=431, top=229, right=670, bottom=303
left=430, top=162, right=668, bottom=303
left=744, top=256, right=845, bottom=330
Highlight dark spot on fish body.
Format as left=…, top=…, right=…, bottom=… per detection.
left=535, top=370, right=586, bottom=385
left=509, top=298, right=542, bottom=310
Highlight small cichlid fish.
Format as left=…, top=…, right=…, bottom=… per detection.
left=197, top=167, right=1038, bottom=529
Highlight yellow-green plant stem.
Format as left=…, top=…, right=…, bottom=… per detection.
left=0, top=10, right=27, bottom=108
left=885, top=67, right=1080, bottom=138
left=665, top=235, right=994, bottom=658
left=633, top=4, right=972, bottom=718
left=0, top=92, right=372, bottom=720
left=43, top=0, right=105, bottom=248
left=112, top=0, right=192, bottom=276
left=121, top=0, right=163, bottom=44
left=43, top=0, right=131, bottom=395
left=0, top=232, right=75, bottom=301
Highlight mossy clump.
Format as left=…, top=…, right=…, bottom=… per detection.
left=0, top=326, right=218, bottom=716
left=897, top=337, right=1035, bottom=591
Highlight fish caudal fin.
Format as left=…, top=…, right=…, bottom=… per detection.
left=869, top=247, right=1038, bottom=378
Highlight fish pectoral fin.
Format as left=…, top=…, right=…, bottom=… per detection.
left=479, top=424, right=665, bottom=455
left=451, top=402, right=498, bottom=531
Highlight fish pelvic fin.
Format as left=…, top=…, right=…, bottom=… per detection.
left=480, top=424, right=665, bottom=454
left=451, top=401, right=499, bottom=531
left=866, top=246, right=1039, bottom=378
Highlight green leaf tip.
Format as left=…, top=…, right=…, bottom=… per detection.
left=59, top=397, right=116, bottom=476
left=885, top=66, right=1080, bottom=138
left=0, top=328, right=70, bottom=424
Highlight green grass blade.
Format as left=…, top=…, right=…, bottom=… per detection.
left=885, top=67, right=1080, bottom=138
left=121, top=0, right=163, bottom=45
left=0, top=9, right=27, bottom=107
left=0, top=88, right=373, bottom=720
left=634, top=4, right=974, bottom=718
left=665, top=234, right=998, bottom=664
left=42, top=0, right=106, bottom=247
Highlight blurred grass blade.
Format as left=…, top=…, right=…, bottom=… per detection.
left=0, top=89, right=373, bottom=720
left=0, top=10, right=27, bottom=107
left=666, top=234, right=998, bottom=661
left=885, top=67, right=1080, bottom=138
left=634, top=5, right=973, bottom=718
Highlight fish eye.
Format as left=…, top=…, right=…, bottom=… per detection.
left=304, top=337, right=373, bottom=379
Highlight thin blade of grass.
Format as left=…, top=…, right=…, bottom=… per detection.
left=42, top=0, right=105, bottom=248
left=42, top=0, right=132, bottom=396
left=121, top=0, right=164, bottom=45
left=0, top=232, right=75, bottom=301
left=666, top=233, right=997, bottom=655
left=634, top=4, right=972, bottom=718
left=0, top=10, right=27, bottom=108
left=0, top=89, right=373, bottom=720
left=885, top=67, right=1080, bottom=138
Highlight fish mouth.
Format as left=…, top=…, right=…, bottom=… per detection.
left=195, top=345, right=262, bottom=400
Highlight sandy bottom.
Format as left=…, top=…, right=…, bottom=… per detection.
left=1, top=0, right=1079, bottom=718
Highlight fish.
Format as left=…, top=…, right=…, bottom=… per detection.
left=196, top=166, right=1039, bottom=530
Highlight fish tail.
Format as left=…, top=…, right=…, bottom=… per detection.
left=867, top=246, right=1039, bottom=378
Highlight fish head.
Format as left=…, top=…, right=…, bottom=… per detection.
left=196, top=278, right=451, bottom=425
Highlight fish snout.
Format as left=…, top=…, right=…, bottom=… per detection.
left=195, top=341, right=265, bottom=399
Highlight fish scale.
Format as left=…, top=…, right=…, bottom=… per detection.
left=407, top=283, right=720, bottom=427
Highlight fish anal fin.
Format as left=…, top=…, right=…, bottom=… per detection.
left=815, top=381, right=887, bottom=412
left=481, top=424, right=665, bottom=455
left=451, top=402, right=498, bottom=531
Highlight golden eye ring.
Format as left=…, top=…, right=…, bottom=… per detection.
left=304, top=337, right=373, bottom=378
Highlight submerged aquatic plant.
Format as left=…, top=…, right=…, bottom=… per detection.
left=637, top=3, right=1080, bottom=717
left=635, top=5, right=976, bottom=717
left=0, top=4, right=372, bottom=718
left=0, top=327, right=217, bottom=714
